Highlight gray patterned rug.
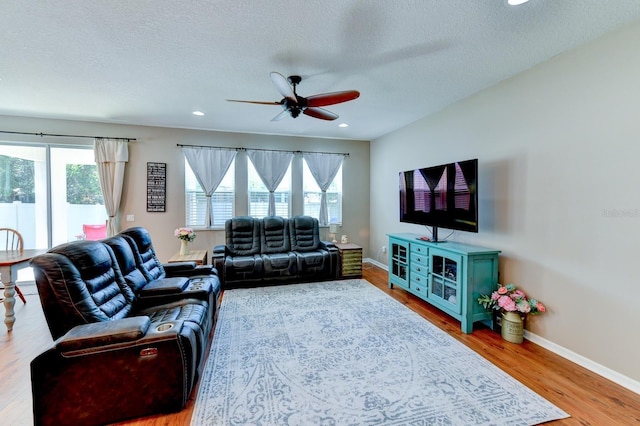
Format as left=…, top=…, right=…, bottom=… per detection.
left=191, top=279, right=569, bottom=425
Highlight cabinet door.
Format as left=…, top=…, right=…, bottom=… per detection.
left=428, top=248, right=463, bottom=313
left=388, top=238, right=409, bottom=289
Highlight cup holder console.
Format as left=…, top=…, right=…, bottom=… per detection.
left=155, top=323, right=174, bottom=332
left=189, top=280, right=204, bottom=291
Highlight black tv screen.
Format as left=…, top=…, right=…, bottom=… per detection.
left=399, top=159, right=478, bottom=239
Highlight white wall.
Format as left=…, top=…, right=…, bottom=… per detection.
left=0, top=117, right=370, bottom=262
left=370, top=20, right=640, bottom=384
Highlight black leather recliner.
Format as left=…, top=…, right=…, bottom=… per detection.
left=213, top=215, right=339, bottom=288
left=30, top=230, right=219, bottom=426
left=219, top=216, right=264, bottom=285
left=289, top=215, right=338, bottom=279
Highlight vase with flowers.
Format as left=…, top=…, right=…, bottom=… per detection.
left=477, top=283, right=546, bottom=344
left=174, top=227, right=196, bottom=255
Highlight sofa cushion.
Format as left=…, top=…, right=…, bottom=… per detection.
left=261, top=216, right=291, bottom=253
left=120, top=227, right=166, bottom=281
left=224, top=254, right=263, bottom=282
left=289, top=215, right=321, bottom=252
left=226, top=216, right=261, bottom=256
left=31, top=241, right=137, bottom=339
left=103, top=235, right=149, bottom=294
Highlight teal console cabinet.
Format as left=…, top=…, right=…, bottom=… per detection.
left=388, top=233, right=500, bottom=333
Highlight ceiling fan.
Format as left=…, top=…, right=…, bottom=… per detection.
left=227, top=72, right=360, bottom=121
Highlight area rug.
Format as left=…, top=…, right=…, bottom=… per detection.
left=191, top=279, right=569, bottom=425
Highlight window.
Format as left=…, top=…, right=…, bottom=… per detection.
left=248, top=160, right=291, bottom=218
left=185, top=158, right=234, bottom=227
left=303, top=161, right=342, bottom=224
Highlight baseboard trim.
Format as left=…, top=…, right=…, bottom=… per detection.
left=523, top=330, right=640, bottom=395
left=363, top=259, right=640, bottom=396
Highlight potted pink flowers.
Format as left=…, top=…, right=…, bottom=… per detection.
left=478, top=283, right=546, bottom=343
left=174, top=227, right=196, bottom=255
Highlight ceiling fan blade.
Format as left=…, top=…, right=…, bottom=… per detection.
left=303, top=107, right=339, bottom=121
left=270, top=72, right=297, bottom=103
left=306, top=90, right=360, bottom=107
left=271, top=109, right=290, bottom=121
left=226, top=99, right=281, bottom=105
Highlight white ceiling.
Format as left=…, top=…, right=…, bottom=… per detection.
left=2, top=1, right=640, bottom=141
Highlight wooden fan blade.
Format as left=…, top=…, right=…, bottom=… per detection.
left=226, top=99, right=281, bottom=105
left=270, top=72, right=297, bottom=103
left=303, top=107, right=338, bottom=121
left=306, top=90, right=360, bottom=107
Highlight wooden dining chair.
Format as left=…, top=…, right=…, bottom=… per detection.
left=0, top=227, right=27, bottom=303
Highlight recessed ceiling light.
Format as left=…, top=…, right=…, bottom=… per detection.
left=507, top=0, right=530, bottom=5
left=192, top=111, right=205, bottom=116
left=338, top=123, right=349, bottom=128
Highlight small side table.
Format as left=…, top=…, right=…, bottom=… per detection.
left=168, top=249, right=208, bottom=265
left=335, top=243, right=362, bottom=278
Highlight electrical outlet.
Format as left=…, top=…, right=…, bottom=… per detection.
left=381, top=245, right=387, bottom=253
left=126, top=214, right=135, bottom=222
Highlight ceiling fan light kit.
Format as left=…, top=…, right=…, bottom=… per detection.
left=227, top=72, right=360, bottom=122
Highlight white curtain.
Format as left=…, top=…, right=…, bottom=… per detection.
left=94, top=138, right=129, bottom=237
left=247, top=150, right=293, bottom=216
left=182, top=146, right=236, bottom=227
left=304, top=153, right=344, bottom=226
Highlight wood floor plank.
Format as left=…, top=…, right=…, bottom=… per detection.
left=2, top=266, right=639, bottom=425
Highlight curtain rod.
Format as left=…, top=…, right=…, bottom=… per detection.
left=176, top=143, right=349, bottom=156
left=0, top=130, right=135, bottom=141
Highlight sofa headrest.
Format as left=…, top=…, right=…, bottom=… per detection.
left=120, top=227, right=165, bottom=281
left=120, top=227, right=153, bottom=252
left=31, top=241, right=136, bottom=339
left=225, top=216, right=260, bottom=256
left=261, top=216, right=291, bottom=254
left=103, top=235, right=149, bottom=294
left=289, top=216, right=321, bottom=252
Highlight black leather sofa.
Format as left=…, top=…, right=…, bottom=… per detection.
left=212, top=215, right=340, bottom=288
left=29, top=227, right=221, bottom=426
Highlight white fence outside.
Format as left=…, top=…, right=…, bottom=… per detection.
left=0, top=201, right=106, bottom=248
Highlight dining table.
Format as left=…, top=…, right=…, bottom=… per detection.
left=1, top=249, right=47, bottom=331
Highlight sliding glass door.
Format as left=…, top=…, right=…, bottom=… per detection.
left=0, top=142, right=105, bottom=281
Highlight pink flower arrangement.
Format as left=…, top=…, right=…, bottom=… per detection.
left=478, top=283, right=546, bottom=316
left=174, top=227, right=196, bottom=242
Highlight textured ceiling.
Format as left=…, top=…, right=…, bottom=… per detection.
left=2, top=1, right=640, bottom=141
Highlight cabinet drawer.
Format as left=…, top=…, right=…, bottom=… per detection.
left=410, top=274, right=428, bottom=297
left=410, top=243, right=428, bottom=255
left=410, top=252, right=428, bottom=267
left=410, top=262, right=428, bottom=276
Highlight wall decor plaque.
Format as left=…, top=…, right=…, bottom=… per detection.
left=147, top=162, right=166, bottom=212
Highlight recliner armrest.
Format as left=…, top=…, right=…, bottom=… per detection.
left=56, top=316, right=151, bottom=352
left=163, top=262, right=217, bottom=277
left=321, top=241, right=338, bottom=251
left=212, top=245, right=229, bottom=257
left=140, top=277, right=190, bottom=295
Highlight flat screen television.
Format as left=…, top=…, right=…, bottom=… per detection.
left=399, top=158, right=478, bottom=242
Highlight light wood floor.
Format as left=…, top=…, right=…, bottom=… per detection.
left=2, top=265, right=639, bottom=425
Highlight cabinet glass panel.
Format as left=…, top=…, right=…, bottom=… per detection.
left=393, top=244, right=407, bottom=260
left=393, top=263, right=407, bottom=280
left=444, top=258, right=457, bottom=281
left=444, top=285, right=457, bottom=305
left=432, top=277, right=444, bottom=298
left=433, top=255, right=443, bottom=275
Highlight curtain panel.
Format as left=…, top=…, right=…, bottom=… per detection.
left=94, top=138, right=129, bottom=236
left=247, top=150, right=293, bottom=217
left=182, top=146, right=236, bottom=227
left=303, top=153, right=343, bottom=226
